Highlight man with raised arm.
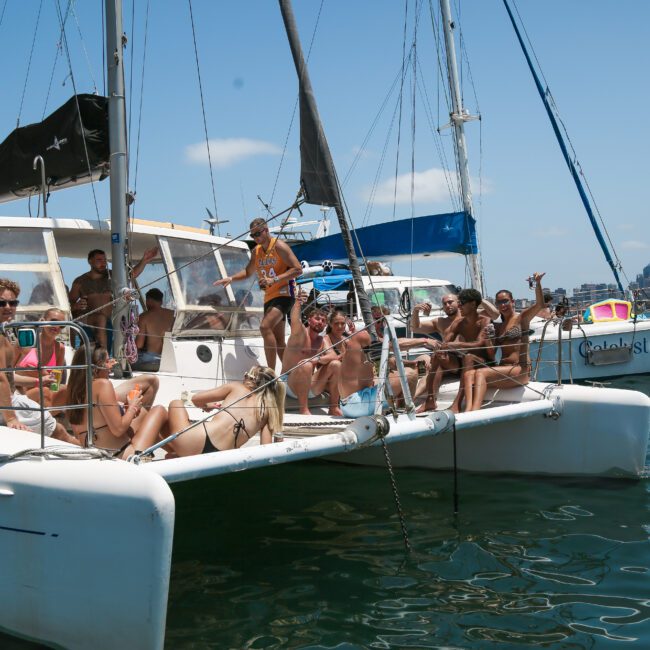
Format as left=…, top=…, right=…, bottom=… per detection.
left=69, top=247, right=159, bottom=349
left=280, top=290, right=341, bottom=416
left=213, top=218, right=302, bottom=370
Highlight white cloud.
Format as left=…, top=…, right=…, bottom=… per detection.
left=620, top=240, right=648, bottom=250
left=185, top=138, right=281, bottom=168
left=363, top=167, right=486, bottom=205
left=532, top=226, right=569, bottom=238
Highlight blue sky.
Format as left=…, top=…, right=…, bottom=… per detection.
left=0, top=0, right=647, bottom=298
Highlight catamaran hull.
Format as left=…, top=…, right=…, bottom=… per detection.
left=531, top=319, right=650, bottom=382
left=0, top=433, right=175, bottom=650
left=333, top=383, right=650, bottom=477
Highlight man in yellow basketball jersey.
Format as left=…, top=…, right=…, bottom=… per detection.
left=214, top=218, right=302, bottom=370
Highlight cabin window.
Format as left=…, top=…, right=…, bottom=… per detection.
left=132, top=260, right=175, bottom=309
left=0, top=229, right=59, bottom=319
left=166, top=239, right=228, bottom=308
left=367, top=289, right=401, bottom=314
left=411, top=285, right=457, bottom=309
left=219, top=247, right=264, bottom=308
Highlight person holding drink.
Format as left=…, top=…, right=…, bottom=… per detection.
left=14, top=307, right=69, bottom=410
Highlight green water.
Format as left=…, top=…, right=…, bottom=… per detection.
left=165, top=376, right=650, bottom=649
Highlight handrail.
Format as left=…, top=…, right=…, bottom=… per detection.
left=0, top=321, right=93, bottom=448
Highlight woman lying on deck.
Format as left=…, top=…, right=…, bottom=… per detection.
left=166, top=365, right=285, bottom=456
left=67, top=344, right=168, bottom=458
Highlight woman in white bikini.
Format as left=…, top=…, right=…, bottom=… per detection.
left=166, top=365, right=285, bottom=456
left=463, top=272, right=546, bottom=412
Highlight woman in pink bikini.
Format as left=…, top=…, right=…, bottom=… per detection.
left=14, top=307, right=68, bottom=409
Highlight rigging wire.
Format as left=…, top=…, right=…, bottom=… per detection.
left=53, top=0, right=102, bottom=222
left=70, top=1, right=99, bottom=94
left=0, top=0, right=8, bottom=30
left=131, top=0, right=151, bottom=201
left=187, top=0, right=219, bottom=234
left=269, top=0, right=325, bottom=210
left=510, top=0, right=625, bottom=280
left=17, top=0, right=44, bottom=128
left=42, top=0, right=73, bottom=120
left=390, top=0, right=411, bottom=221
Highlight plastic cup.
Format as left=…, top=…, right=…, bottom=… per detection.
left=50, top=369, right=62, bottom=392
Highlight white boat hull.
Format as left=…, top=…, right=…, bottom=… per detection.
left=531, top=319, right=650, bottom=382
left=0, top=433, right=175, bottom=650
left=332, top=383, right=650, bottom=477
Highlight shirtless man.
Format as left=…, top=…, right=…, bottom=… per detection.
left=133, top=288, right=175, bottom=371
left=337, top=327, right=416, bottom=418
left=281, top=290, right=341, bottom=416
left=413, top=294, right=463, bottom=412
left=441, top=288, right=495, bottom=412
left=213, top=218, right=302, bottom=370
left=69, top=247, right=158, bottom=349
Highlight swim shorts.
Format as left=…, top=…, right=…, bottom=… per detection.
left=338, top=385, right=388, bottom=418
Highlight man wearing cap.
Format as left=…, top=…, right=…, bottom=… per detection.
left=213, top=218, right=302, bottom=370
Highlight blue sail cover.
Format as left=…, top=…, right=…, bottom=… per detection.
left=290, top=211, right=478, bottom=264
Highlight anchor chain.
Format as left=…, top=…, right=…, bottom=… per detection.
left=372, top=414, right=412, bottom=553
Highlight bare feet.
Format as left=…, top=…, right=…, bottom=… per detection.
left=329, top=405, right=343, bottom=416
left=299, top=407, right=312, bottom=416
left=416, top=398, right=437, bottom=413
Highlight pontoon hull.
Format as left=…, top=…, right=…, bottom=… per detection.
left=0, top=433, right=175, bottom=650
left=336, top=383, right=650, bottom=477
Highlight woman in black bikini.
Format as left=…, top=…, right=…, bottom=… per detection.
left=464, top=272, right=546, bottom=412
left=166, top=365, right=285, bottom=456
left=67, top=345, right=168, bottom=458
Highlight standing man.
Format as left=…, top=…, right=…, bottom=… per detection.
left=213, top=218, right=302, bottom=370
left=69, top=247, right=159, bottom=349
left=133, top=288, right=175, bottom=371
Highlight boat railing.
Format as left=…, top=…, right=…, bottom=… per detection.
left=0, top=321, right=94, bottom=448
left=532, top=317, right=588, bottom=384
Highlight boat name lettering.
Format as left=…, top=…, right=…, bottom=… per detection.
left=578, top=337, right=649, bottom=358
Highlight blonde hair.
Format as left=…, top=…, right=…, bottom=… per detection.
left=245, top=365, right=285, bottom=435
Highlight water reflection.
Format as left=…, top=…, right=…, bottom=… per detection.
left=165, top=460, right=650, bottom=649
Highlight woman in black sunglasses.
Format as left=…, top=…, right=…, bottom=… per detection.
left=464, top=272, right=546, bottom=411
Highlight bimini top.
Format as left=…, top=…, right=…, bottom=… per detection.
left=583, top=299, right=632, bottom=323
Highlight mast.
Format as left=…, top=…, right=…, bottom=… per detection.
left=502, top=0, right=624, bottom=294
left=105, top=0, right=129, bottom=371
left=439, top=0, right=484, bottom=295
left=278, top=0, right=375, bottom=334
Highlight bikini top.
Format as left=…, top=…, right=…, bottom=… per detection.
left=16, top=346, right=57, bottom=369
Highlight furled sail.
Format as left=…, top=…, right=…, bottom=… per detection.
left=0, top=94, right=109, bottom=204
left=291, top=211, right=478, bottom=264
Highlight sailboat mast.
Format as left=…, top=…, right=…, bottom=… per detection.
left=439, top=0, right=484, bottom=295
left=278, top=0, right=375, bottom=333
left=105, top=0, right=129, bottom=368
left=502, top=0, right=624, bottom=295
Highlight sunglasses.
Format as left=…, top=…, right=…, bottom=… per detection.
left=496, top=298, right=511, bottom=306
left=0, top=300, right=19, bottom=307
left=250, top=230, right=265, bottom=238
